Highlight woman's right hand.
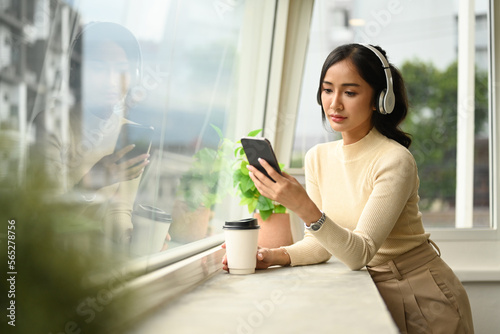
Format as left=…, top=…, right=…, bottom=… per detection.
left=256, top=248, right=284, bottom=269
left=78, top=144, right=150, bottom=190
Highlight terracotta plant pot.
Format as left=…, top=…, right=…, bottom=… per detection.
left=254, top=212, right=293, bottom=248
left=169, top=200, right=212, bottom=243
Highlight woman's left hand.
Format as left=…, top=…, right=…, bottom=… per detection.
left=247, top=158, right=316, bottom=218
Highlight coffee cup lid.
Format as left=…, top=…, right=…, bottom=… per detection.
left=134, top=204, right=172, bottom=223
left=223, top=218, right=260, bottom=230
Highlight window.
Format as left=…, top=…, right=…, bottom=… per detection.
left=291, top=0, right=492, bottom=229
left=0, top=1, right=286, bottom=329
left=0, top=0, right=277, bottom=264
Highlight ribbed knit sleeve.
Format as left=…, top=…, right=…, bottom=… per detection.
left=282, top=146, right=332, bottom=266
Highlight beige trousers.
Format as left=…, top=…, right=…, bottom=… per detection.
left=367, top=240, right=474, bottom=334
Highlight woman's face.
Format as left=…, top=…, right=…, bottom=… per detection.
left=321, top=59, right=375, bottom=145
left=82, top=41, right=132, bottom=118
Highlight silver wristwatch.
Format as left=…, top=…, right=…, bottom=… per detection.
left=305, top=211, right=326, bottom=231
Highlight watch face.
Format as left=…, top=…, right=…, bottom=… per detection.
left=311, top=223, right=321, bottom=231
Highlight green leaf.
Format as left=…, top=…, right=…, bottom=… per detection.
left=248, top=199, right=258, bottom=213
left=247, top=129, right=262, bottom=137
left=240, top=161, right=249, bottom=175
left=204, top=174, right=218, bottom=189
left=239, top=197, right=254, bottom=206
left=274, top=204, right=287, bottom=213
left=239, top=185, right=255, bottom=199
left=233, top=168, right=243, bottom=181
left=259, top=209, right=272, bottom=221
left=210, top=124, right=224, bottom=140
left=256, top=196, right=274, bottom=211
left=195, top=148, right=217, bottom=165
left=203, top=193, right=218, bottom=208
left=240, top=175, right=255, bottom=193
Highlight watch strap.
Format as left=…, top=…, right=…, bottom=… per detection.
left=305, top=211, right=326, bottom=231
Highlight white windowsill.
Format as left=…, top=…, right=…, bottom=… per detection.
left=126, top=252, right=398, bottom=334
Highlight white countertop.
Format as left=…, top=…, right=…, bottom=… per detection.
left=128, top=258, right=399, bottom=333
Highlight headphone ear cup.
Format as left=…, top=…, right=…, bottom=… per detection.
left=377, top=90, right=386, bottom=114
left=383, top=89, right=395, bottom=114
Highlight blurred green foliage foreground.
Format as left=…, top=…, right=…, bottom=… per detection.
left=0, top=163, right=135, bottom=334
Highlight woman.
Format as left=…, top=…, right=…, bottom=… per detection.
left=223, top=43, right=474, bottom=333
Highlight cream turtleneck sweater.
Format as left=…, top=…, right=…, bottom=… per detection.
left=284, top=128, right=429, bottom=270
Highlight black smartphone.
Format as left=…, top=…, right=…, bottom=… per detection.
left=241, top=137, right=281, bottom=182
left=114, top=123, right=154, bottom=165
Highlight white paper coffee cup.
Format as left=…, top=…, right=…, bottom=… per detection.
left=223, top=218, right=260, bottom=275
left=131, top=204, right=172, bottom=257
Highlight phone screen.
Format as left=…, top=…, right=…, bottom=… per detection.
left=241, top=137, right=281, bottom=182
left=114, top=124, right=154, bottom=164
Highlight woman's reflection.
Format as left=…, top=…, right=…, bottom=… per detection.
left=37, top=22, right=150, bottom=250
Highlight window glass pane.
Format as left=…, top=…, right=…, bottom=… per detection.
left=1, top=0, right=261, bottom=260
left=291, top=0, right=491, bottom=229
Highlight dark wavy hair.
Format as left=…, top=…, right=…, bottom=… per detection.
left=316, top=43, right=412, bottom=148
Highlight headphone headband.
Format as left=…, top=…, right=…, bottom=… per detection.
left=359, top=43, right=395, bottom=115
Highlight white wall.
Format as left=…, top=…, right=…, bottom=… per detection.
left=463, top=282, right=500, bottom=334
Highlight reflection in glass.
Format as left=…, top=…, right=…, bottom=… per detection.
left=33, top=22, right=150, bottom=251
left=24, top=0, right=249, bottom=258
left=0, top=0, right=261, bottom=330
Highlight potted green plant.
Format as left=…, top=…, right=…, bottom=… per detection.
left=232, top=129, right=293, bottom=248
left=170, top=125, right=234, bottom=243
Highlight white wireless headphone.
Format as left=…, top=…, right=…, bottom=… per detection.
left=359, top=44, right=395, bottom=115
